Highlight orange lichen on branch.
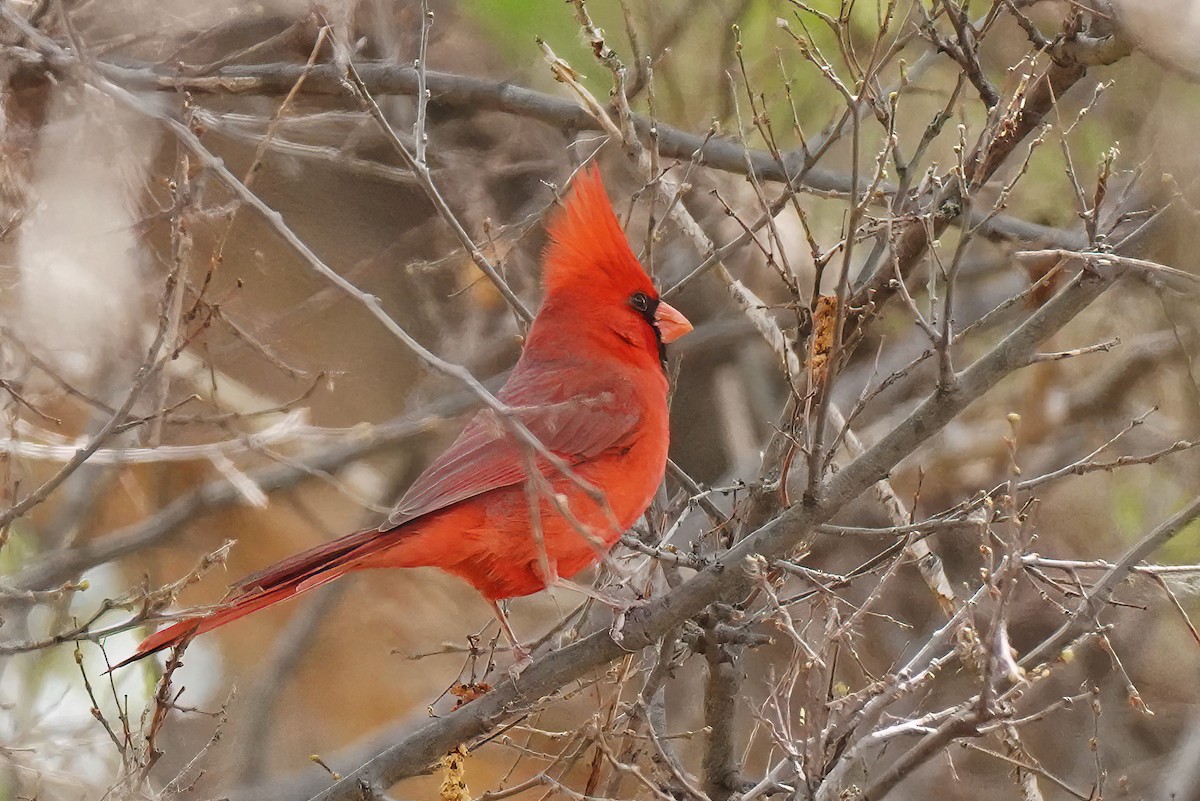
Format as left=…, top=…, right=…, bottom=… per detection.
left=808, top=294, right=839, bottom=388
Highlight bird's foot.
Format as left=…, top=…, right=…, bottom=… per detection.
left=507, top=642, right=534, bottom=680
left=488, top=599, right=536, bottom=680
left=608, top=595, right=649, bottom=648
left=547, top=577, right=648, bottom=647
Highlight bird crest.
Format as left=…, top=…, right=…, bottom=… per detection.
left=543, top=166, right=654, bottom=299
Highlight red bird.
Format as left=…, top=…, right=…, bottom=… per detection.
left=115, top=166, right=691, bottom=670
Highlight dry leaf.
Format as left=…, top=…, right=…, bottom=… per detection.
left=449, top=682, right=492, bottom=710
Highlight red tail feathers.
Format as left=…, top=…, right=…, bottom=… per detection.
left=109, top=584, right=296, bottom=670
left=113, top=525, right=405, bottom=670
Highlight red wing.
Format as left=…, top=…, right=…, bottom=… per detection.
left=383, top=363, right=640, bottom=528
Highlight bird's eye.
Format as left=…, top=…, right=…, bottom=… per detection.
left=630, top=292, right=651, bottom=313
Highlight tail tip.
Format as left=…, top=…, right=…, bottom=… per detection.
left=104, top=643, right=161, bottom=674
left=105, top=619, right=202, bottom=674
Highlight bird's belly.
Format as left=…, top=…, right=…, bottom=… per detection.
left=454, top=443, right=666, bottom=599
left=369, top=435, right=668, bottom=601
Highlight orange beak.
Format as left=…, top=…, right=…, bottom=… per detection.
left=654, top=300, right=693, bottom=344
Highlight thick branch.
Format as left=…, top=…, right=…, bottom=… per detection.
left=860, top=711, right=984, bottom=800
left=3, top=55, right=1080, bottom=250
left=701, top=635, right=743, bottom=800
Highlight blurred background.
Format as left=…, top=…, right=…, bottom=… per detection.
left=2, top=0, right=1199, bottom=799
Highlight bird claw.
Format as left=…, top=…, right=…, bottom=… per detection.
left=488, top=599, right=535, bottom=680
left=547, top=577, right=647, bottom=647
left=507, top=645, right=534, bottom=681
left=608, top=596, right=649, bottom=647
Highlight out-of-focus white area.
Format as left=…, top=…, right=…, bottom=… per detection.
left=0, top=563, right=219, bottom=795
left=16, top=86, right=159, bottom=389
left=1110, top=0, right=1200, bottom=77
left=9, top=0, right=357, bottom=397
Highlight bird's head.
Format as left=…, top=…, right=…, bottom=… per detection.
left=540, top=166, right=692, bottom=366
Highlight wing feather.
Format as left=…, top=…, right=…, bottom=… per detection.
left=383, top=361, right=639, bottom=528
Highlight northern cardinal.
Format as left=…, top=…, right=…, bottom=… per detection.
left=114, top=166, right=691, bottom=670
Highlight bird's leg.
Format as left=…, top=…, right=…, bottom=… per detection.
left=488, top=599, right=533, bottom=678
left=535, top=554, right=629, bottom=608
left=548, top=576, right=647, bottom=647
left=549, top=575, right=630, bottom=608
